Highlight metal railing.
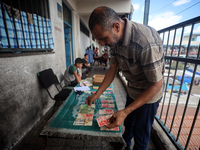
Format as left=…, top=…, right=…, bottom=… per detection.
left=156, top=16, right=200, bottom=149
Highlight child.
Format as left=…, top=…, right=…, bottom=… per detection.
left=102, top=50, right=109, bottom=69
left=64, top=58, right=83, bottom=87
left=82, top=53, right=92, bottom=77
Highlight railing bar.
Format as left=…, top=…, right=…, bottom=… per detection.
left=42, top=0, right=49, bottom=48
left=159, top=87, right=166, bottom=118
left=0, top=48, right=53, bottom=52
left=177, top=64, right=197, bottom=140
left=164, top=29, right=177, bottom=125
left=10, top=0, right=19, bottom=48
left=46, top=0, right=50, bottom=19
left=24, top=0, right=32, bottom=48
left=169, top=27, right=186, bottom=132
left=163, top=58, right=173, bottom=125
left=155, top=115, right=185, bottom=150
left=30, top=0, right=37, bottom=48
left=169, top=62, right=181, bottom=133
left=18, top=0, right=26, bottom=48
left=185, top=99, right=200, bottom=149
left=159, top=30, right=165, bottom=119
left=159, top=31, right=170, bottom=119
left=158, top=16, right=200, bottom=33
left=40, top=0, right=46, bottom=49
left=1, top=0, right=11, bottom=48
left=170, top=29, right=176, bottom=56
left=197, top=43, right=200, bottom=60
left=160, top=57, right=170, bottom=120
left=165, top=56, right=200, bottom=64
left=176, top=23, right=195, bottom=140
left=35, top=0, right=42, bottom=48
left=162, top=32, right=165, bottom=42
left=185, top=24, right=194, bottom=57
left=165, top=31, right=170, bottom=56
left=177, top=27, right=185, bottom=57
left=175, top=62, right=189, bottom=140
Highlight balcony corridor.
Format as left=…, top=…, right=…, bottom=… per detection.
left=13, top=64, right=157, bottom=150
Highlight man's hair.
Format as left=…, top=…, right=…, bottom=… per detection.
left=84, top=53, right=88, bottom=57
left=89, top=6, right=120, bottom=32
left=75, top=58, right=83, bottom=64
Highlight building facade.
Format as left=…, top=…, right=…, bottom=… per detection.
left=0, top=0, right=131, bottom=149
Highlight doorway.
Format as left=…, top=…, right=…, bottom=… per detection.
left=64, top=24, right=72, bottom=67
left=63, top=3, right=73, bottom=68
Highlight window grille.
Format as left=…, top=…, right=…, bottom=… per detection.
left=0, top=0, right=54, bottom=53
left=80, top=20, right=89, bottom=37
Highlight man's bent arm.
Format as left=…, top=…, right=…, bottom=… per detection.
left=124, top=79, right=163, bottom=115
left=74, top=72, right=81, bottom=83
left=86, top=63, right=118, bottom=106
left=106, top=79, right=163, bottom=128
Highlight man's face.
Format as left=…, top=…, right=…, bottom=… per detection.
left=92, top=24, right=120, bottom=47
left=85, top=55, right=88, bottom=59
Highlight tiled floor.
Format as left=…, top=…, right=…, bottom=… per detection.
left=157, top=105, right=200, bottom=150
left=13, top=64, right=157, bottom=150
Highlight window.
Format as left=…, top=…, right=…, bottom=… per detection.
left=80, top=20, right=89, bottom=37
left=0, top=0, right=54, bottom=53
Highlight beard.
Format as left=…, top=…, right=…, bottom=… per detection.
left=106, top=33, right=120, bottom=47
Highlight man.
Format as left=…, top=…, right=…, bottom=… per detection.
left=102, top=50, right=109, bottom=69
left=86, top=6, right=165, bottom=150
left=82, top=53, right=92, bottom=76
left=95, top=47, right=99, bottom=55
left=64, top=58, right=83, bottom=87
left=93, top=49, right=100, bottom=65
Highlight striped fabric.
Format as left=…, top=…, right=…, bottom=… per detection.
left=110, top=18, right=165, bottom=103
left=0, top=3, right=54, bottom=49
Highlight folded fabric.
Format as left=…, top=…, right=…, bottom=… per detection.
left=3, top=3, right=20, bottom=20
left=26, top=12, right=34, bottom=24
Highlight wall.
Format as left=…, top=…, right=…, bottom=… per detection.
left=80, top=31, right=91, bottom=57
left=0, top=0, right=66, bottom=149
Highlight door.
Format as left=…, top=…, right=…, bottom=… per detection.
left=64, top=24, right=72, bottom=67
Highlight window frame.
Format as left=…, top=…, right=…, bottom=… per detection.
left=0, top=0, right=54, bottom=54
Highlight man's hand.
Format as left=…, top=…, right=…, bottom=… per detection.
left=105, top=110, right=128, bottom=129
left=86, top=94, right=100, bottom=106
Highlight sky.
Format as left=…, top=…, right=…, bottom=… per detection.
left=131, top=0, right=200, bottom=31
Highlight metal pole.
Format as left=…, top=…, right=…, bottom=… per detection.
left=143, top=0, right=150, bottom=25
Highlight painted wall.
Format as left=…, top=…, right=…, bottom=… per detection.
left=0, top=0, right=66, bottom=149
left=80, top=31, right=91, bottom=57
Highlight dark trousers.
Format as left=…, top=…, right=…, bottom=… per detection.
left=82, top=66, right=92, bottom=74
left=69, top=77, right=86, bottom=87
left=123, top=94, right=161, bottom=150
left=102, top=59, right=107, bottom=67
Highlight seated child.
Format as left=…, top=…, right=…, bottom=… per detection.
left=64, top=58, right=83, bottom=87
left=82, top=54, right=92, bottom=77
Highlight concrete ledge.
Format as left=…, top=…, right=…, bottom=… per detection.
left=151, top=119, right=177, bottom=150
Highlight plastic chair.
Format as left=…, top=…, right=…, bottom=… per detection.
left=37, top=68, right=72, bottom=101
